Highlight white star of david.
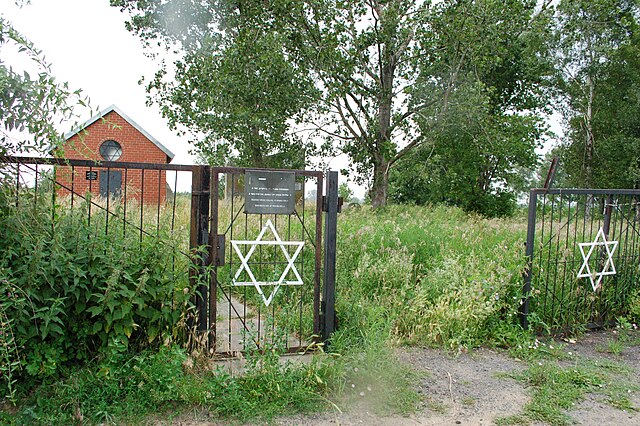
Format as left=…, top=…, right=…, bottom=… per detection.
left=577, top=227, right=618, bottom=292
left=230, top=219, right=304, bottom=307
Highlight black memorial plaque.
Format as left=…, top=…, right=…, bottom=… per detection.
left=245, top=170, right=296, bottom=215
left=86, top=171, right=98, bottom=181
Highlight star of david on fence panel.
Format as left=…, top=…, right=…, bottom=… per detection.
left=577, top=227, right=618, bottom=292
left=231, top=219, right=304, bottom=307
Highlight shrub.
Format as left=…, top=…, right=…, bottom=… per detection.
left=0, top=192, right=192, bottom=397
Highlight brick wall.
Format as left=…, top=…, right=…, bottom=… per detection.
left=55, top=110, right=169, bottom=204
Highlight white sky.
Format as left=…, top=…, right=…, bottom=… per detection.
left=1, top=0, right=366, bottom=195
left=1, top=0, right=192, bottom=162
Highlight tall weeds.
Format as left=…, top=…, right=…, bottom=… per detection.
left=0, top=189, right=192, bottom=399
left=336, top=204, right=528, bottom=350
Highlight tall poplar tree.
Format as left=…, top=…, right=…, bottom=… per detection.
left=554, top=0, right=639, bottom=187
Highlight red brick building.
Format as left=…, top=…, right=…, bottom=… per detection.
left=56, top=105, right=175, bottom=204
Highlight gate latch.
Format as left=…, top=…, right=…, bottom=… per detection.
left=212, top=234, right=225, bottom=266
left=322, top=196, right=344, bottom=213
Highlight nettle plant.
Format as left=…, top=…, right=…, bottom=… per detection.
left=0, top=189, right=192, bottom=396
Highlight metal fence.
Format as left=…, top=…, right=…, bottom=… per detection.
left=0, top=156, right=339, bottom=356
left=0, top=156, right=194, bottom=245
left=521, top=188, right=640, bottom=333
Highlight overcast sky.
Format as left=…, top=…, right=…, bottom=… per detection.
left=1, top=0, right=367, bottom=195
left=1, top=0, right=193, bottom=163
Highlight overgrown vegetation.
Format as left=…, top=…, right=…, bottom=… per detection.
left=2, top=192, right=639, bottom=424
left=336, top=204, right=528, bottom=349
left=0, top=189, right=192, bottom=403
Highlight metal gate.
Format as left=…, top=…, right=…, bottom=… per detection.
left=0, top=157, right=339, bottom=356
left=190, top=166, right=338, bottom=356
left=521, top=188, right=640, bottom=333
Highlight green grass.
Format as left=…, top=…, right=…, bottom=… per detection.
left=500, top=358, right=639, bottom=426
left=6, top=345, right=332, bottom=424
left=336, top=204, right=530, bottom=350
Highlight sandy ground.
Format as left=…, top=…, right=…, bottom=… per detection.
left=158, top=329, right=640, bottom=426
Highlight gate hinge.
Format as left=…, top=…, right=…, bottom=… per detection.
left=322, top=196, right=344, bottom=213
left=212, top=234, right=225, bottom=266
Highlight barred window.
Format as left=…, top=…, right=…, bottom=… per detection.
left=99, top=140, right=122, bottom=161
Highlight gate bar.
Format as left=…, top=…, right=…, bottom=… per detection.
left=322, top=171, right=339, bottom=342
left=520, top=190, right=538, bottom=329
left=209, top=171, right=220, bottom=348
left=313, top=174, right=324, bottom=337
left=189, top=165, right=211, bottom=333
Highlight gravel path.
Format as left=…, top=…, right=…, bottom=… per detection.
left=160, top=329, right=640, bottom=425
left=278, top=329, right=640, bottom=426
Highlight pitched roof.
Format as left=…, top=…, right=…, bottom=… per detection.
left=64, top=104, right=175, bottom=160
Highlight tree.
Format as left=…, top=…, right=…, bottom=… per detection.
left=390, top=83, right=544, bottom=217
left=553, top=0, right=638, bottom=187
left=0, top=15, right=87, bottom=156
left=111, top=0, right=317, bottom=168
left=558, top=25, right=640, bottom=189
left=338, top=182, right=355, bottom=203
left=113, top=0, right=552, bottom=207
left=389, top=0, right=553, bottom=216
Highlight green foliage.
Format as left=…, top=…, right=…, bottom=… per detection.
left=7, top=193, right=639, bottom=423
left=0, top=193, right=191, bottom=396
left=336, top=204, right=530, bottom=350
left=112, top=0, right=316, bottom=169
left=207, top=348, right=329, bottom=420
left=390, top=0, right=552, bottom=216
left=0, top=277, right=21, bottom=403
left=8, top=344, right=332, bottom=424
left=147, top=26, right=314, bottom=168
left=338, top=182, right=355, bottom=204
left=627, top=290, right=640, bottom=324
left=13, top=345, right=190, bottom=424
left=553, top=0, right=640, bottom=188
left=113, top=0, right=552, bottom=207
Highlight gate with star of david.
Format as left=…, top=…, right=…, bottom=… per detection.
left=189, top=166, right=338, bottom=357
left=520, top=188, right=640, bottom=334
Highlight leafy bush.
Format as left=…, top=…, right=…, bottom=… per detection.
left=0, top=192, right=191, bottom=396
left=627, top=290, right=640, bottom=324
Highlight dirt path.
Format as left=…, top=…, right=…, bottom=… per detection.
left=278, top=330, right=640, bottom=426
left=278, top=348, right=528, bottom=426
left=163, top=329, right=640, bottom=425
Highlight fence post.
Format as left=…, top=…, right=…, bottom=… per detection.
left=603, top=194, right=613, bottom=236
left=322, top=171, right=339, bottom=343
left=189, top=165, right=211, bottom=334
left=520, top=189, right=538, bottom=329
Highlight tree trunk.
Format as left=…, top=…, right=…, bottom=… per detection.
left=370, top=155, right=389, bottom=208
left=584, top=75, right=595, bottom=187
left=371, top=48, right=394, bottom=208
left=249, top=126, right=265, bottom=168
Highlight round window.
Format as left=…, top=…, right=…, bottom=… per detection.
left=99, top=140, right=123, bottom=161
